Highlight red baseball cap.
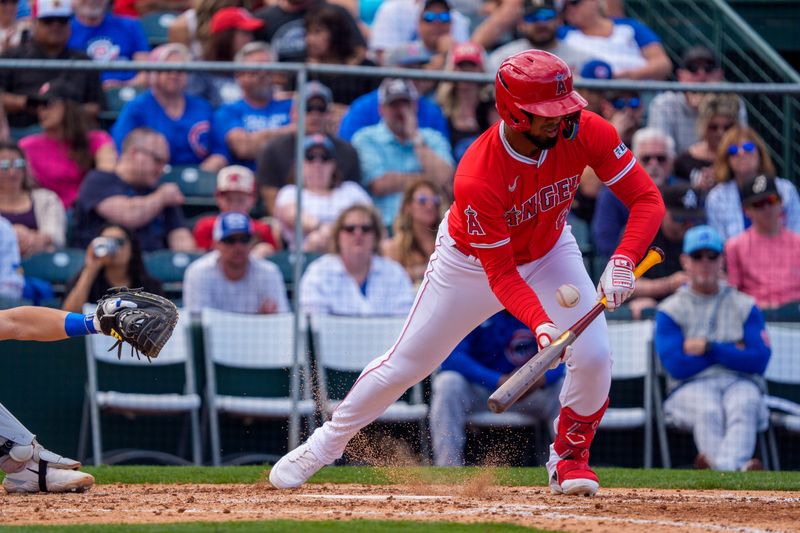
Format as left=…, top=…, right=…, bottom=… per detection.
left=210, top=7, right=264, bottom=35
left=451, top=42, right=484, bottom=68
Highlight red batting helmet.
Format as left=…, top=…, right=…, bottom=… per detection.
left=495, top=50, right=587, bottom=132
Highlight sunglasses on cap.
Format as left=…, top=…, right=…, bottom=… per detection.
left=305, top=151, right=333, bottom=163
left=685, top=61, right=718, bottom=74
left=689, top=250, right=720, bottom=261
left=749, top=194, right=780, bottom=209
left=421, top=11, right=451, bottom=23
left=221, top=234, right=251, bottom=245
left=612, top=97, right=641, bottom=110
left=414, top=194, right=441, bottom=206
left=727, top=141, right=756, bottom=156
left=341, top=224, right=375, bottom=234
left=523, top=8, right=557, bottom=23
left=640, top=154, right=668, bottom=164
left=306, top=102, right=328, bottom=114
left=0, top=158, right=26, bottom=170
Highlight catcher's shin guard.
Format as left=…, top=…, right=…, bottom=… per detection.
left=549, top=398, right=609, bottom=496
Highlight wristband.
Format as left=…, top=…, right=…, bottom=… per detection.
left=64, top=312, right=98, bottom=337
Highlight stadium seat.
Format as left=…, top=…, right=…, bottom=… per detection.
left=143, top=250, right=203, bottom=298
left=761, top=302, right=800, bottom=322
left=140, top=11, right=176, bottom=47
left=311, top=314, right=430, bottom=462
left=100, top=86, right=144, bottom=124
left=81, top=305, right=201, bottom=466
left=9, top=125, right=42, bottom=142
left=266, top=250, right=322, bottom=299
left=202, top=309, right=315, bottom=466
left=21, top=249, right=85, bottom=294
left=161, top=165, right=217, bottom=211
left=763, top=323, right=800, bottom=471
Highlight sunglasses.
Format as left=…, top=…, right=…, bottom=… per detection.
left=38, top=17, right=70, bottom=25
left=306, top=103, right=328, bottom=114
left=612, top=97, right=641, bottom=110
left=523, top=8, right=557, bottom=23
left=707, top=121, right=734, bottom=133
left=414, top=194, right=441, bottom=206
left=640, top=154, right=668, bottom=164
left=421, top=11, right=451, bottom=23
left=689, top=250, right=720, bottom=261
left=305, top=152, right=333, bottom=163
left=221, top=234, right=251, bottom=245
left=749, top=194, right=780, bottom=209
left=727, top=141, right=757, bottom=157
left=685, top=62, right=718, bottom=74
left=341, top=224, right=374, bottom=234
left=0, top=158, right=26, bottom=170
left=135, top=146, right=169, bottom=166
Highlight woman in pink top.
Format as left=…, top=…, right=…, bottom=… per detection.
left=19, top=81, right=117, bottom=208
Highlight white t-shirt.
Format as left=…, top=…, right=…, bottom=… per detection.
left=299, top=253, right=415, bottom=316
left=183, top=251, right=290, bottom=314
left=0, top=216, right=23, bottom=300
left=558, top=18, right=661, bottom=74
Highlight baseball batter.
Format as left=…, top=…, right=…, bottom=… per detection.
left=269, top=50, right=665, bottom=496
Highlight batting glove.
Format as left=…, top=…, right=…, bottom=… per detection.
left=535, top=322, right=572, bottom=369
left=597, top=254, right=635, bottom=311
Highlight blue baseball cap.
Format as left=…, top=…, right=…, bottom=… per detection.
left=213, top=212, right=253, bottom=242
left=683, top=225, right=723, bottom=255
left=580, top=59, right=613, bottom=80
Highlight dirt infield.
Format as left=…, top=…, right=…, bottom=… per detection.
left=2, top=480, right=799, bottom=532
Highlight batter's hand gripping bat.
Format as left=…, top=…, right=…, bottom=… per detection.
left=487, top=247, right=665, bottom=414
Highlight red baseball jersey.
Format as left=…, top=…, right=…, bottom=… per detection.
left=446, top=111, right=663, bottom=330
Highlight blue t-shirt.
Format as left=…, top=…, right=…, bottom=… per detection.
left=211, top=98, right=293, bottom=169
left=112, top=90, right=213, bottom=165
left=338, top=89, right=449, bottom=142
left=69, top=14, right=150, bottom=82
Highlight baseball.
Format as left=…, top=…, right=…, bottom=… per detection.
left=556, top=284, right=581, bottom=308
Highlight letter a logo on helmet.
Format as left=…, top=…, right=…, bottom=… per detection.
left=495, top=50, right=587, bottom=133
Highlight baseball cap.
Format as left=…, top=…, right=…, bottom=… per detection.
left=213, top=212, right=253, bottom=242
left=661, top=183, right=706, bottom=222
left=210, top=7, right=264, bottom=35
left=305, top=81, right=333, bottom=106
left=680, top=45, right=718, bottom=70
left=303, top=134, right=335, bottom=157
left=524, top=0, right=556, bottom=15
left=683, top=225, right=723, bottom=255
left=451, top=42, right=484, bottom=68
left=216, top=165, right=255, bottom=194
left=580, top=59, right=613, bottom=80
left=29, top=79, right=79, bottom=106
left=739, top=174, right=780, bottom=207
left=423, top=0, right=450, bottom=10
left=33, top=0, right=72, bottom=18
left=378, top=78, right=419, bottom=105
left=383, top=42, right=433, bottom=67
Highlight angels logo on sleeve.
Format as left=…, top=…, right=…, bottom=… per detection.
left=464, top=205, right=485, bottom=236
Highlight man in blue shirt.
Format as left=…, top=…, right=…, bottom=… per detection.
left=209, top=41, right=294, bottom=171
left=69, top=0, right=150, bottom=86
left=654, top=225, right=770, bottom=471
left=431, top=310, right=564, bottom=466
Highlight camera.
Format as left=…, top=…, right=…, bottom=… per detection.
left=92, top=237, right=120, bottom=258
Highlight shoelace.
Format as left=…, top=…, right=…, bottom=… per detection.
left=290, top=449, right=320, bottom=473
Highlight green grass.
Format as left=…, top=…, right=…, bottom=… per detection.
left=67, top=465, right=800, bottom=491
left=0, top=521, right=547, bottom=533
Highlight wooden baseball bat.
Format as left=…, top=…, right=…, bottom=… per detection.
left=487, top=247, right=665, bottom=414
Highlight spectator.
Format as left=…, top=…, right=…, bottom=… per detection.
left=208, top=41, right=294, bottom=171
left=274, top=134, right=372, bottom=251
left=707, top=125, right=800, bottom=240
left=168, top=0, right=244, bottom=58
left=61, top=224, right=163, bottom=312
left=0, top=140, right=65, bottom=257
left=558, top=0, right=672, bottom=80
left=673, top=94, right=739, bottom=190
left=369, top=0, right=469, bottom=62
left=655, top=224, right=769, bottom=472
left=0, top=0, right=104, bottom=129
left=592, top=128, right=678, bottom=259
left=648, top=46, right=747, bottom=154
left=487, top=0, right=590, bottom=74
left=254, top=0, right=365, bottom=64
left=431, top=309, right=563, bottom=466
left=183, top=211, right=290, bottom=314
left=381, top=178, right=443, bottom=287
left=304, top=3, right=379, bottom=105
left=0, top=0, right=31, bottom=54
left=352, top=78, right=454, bottom=228
left=111, top=43, right=215, bottom=168
left=435, top=42, right=496, bottom=162
left=187, top=7, right=262, bottom=108
left=19, top=80, right=117, bottom=208
left=68, top=0, right=150, bottom=87
left=299, top=204, right=414, bottom=315
left=113, top=0, right=191, bottom=17
left=257, top=81, right=361, bottom=215
left=0, top=216, right=23, bottom=299
left=725, top=175, right=800, bottom=310
left=338, top=43, right=450, bottom=141
left=626, top=183, right=705, bottom=319
left=72, top=128, right=196, bottom=252
left=192, top=165, right=279, bottom=258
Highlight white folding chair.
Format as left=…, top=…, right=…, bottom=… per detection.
left=82, top=305, right=201, bottom=466
left=311, top=314, right=429, bottom=461
left=598, top=320, right=655, bottom=468
left=764, top=323, right=800, bottom=471
left=202, top=309, right=315, bottom=466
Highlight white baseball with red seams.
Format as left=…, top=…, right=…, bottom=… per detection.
left=556, top=284, right=581, bottom=308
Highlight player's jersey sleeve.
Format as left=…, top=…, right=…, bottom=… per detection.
left=453, top=173, right=510, bottom=250
left=584, top=114, right=636, bottom=188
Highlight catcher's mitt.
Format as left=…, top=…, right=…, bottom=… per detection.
left=95, top=287, right=179, bottom=361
